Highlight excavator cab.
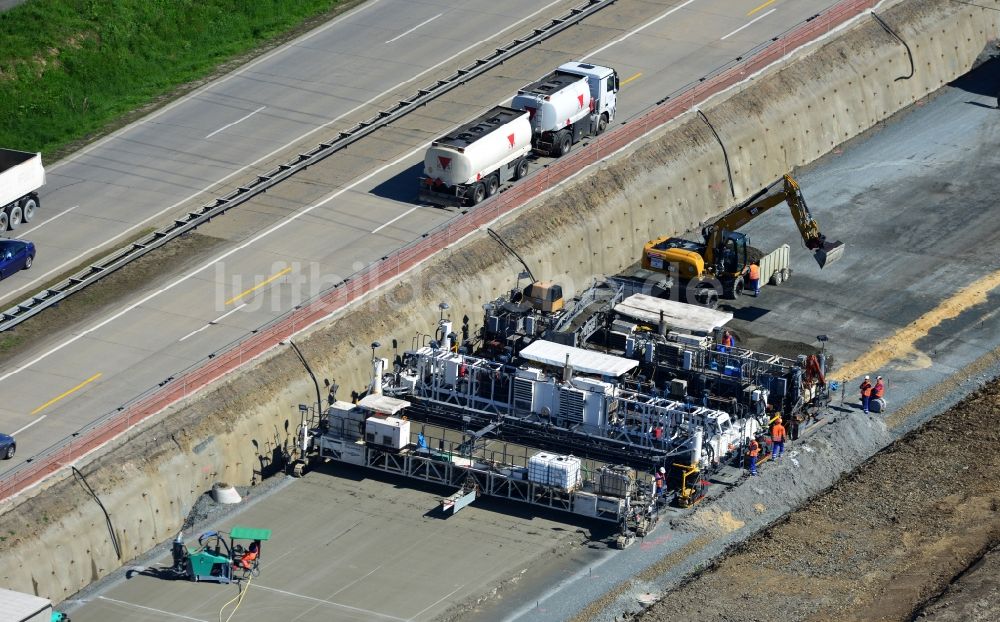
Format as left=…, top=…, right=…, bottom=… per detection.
left=713, top=231, right=749, bottom=277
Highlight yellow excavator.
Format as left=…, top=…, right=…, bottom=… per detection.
left=641, top=174, right=844, bottom=298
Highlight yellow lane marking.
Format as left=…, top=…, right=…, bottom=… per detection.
left=747, top=0, right=776, bottom=16
left=225, top=266, right=292, bottom=305
left=620, top=72, right=642, bottom=86
left=832, top=268, right=1000, bottom=381
left=32, top=372, right=102, bottom=415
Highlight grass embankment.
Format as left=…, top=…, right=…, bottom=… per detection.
left=0, top=0, right=349, bottom=157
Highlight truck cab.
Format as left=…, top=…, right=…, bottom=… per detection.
left=558, top=61, right=618, bottom=125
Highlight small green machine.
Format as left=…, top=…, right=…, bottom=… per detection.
left=172, top=526, right=271, bottom=584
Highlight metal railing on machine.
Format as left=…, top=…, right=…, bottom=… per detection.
left=0, top=0, right=879, bottom=502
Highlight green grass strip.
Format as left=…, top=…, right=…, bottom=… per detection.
left=0, top=0, right=346, bottom=156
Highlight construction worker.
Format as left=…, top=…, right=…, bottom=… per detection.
left=235, top=540, right=260, bottom=570
left=654, top=467, right=666, bottom=498
left=771, top=418, right=786, bottom=461
left=747, top=437, right=760, bottom=476
left=720, top=330, right=735, bottom=352
left=748, top=261, right=761, bottom=297
left=860, top=375, right=873, bottom=414
left=872, top=376, right=886, bottom=412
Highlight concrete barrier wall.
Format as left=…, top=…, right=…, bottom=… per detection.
left=2, top=0, right=996, bottom=602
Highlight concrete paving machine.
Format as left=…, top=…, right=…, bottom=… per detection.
left=170, top=526, right=271, bottom=584
left=642, top=174, right=845, bottom=298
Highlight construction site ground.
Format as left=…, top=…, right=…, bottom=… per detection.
left=640, top=371, right=1000, bottom=622
left=58, top=23, right=1000, bottom=622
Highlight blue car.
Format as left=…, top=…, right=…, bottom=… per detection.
left=0, top=432, right=14, bottom=460
left=0, top=238, right=35, bottom=280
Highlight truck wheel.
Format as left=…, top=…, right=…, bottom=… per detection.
left=725, top=277, right=744, bottom=299
left=781, top=268, right=790, bottom=282
left=597, top=113, right=609, bottom=135
left=770, top=271, right=783, bottom=286
left=469, top=183, right=486, bottom=205
left=556, top=132, right=572, bottom=157
left=513, top=158, right=529, bottom=180
left=8, top=205, right=22, bottom=230
left=21, top=196, right=38, bottom=223
left=485, top=174, right=499, bottom=197
left=0, top=211, right=7, bottom=231
left=694, top=284, right=719, bottom=309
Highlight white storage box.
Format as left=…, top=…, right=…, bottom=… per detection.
left=528, top=452, right=582, bottom=491
left=364, top=416, right=411, bottom=450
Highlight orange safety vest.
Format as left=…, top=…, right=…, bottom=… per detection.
left=722, top=334, right=734, bottom=347
left=873, top=382, right=884, bottom=398
left=860, top=381, right=872, bottom=397
left=749, top=264, right=760, bottom=280
left=748, top=440, right=760, bottom=457
left=771, top=424, right=785, bottom=443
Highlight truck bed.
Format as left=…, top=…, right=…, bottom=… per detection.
left=0, top=148, right=45, bottom=209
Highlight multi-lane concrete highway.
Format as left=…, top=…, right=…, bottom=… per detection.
left=0, top=0, right=841, bottom=472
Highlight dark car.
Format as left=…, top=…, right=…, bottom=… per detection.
left=0, top=432, right=14, bottom=459
left=0, top=238, right=34, bottom=280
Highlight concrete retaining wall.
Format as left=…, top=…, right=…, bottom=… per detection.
left=2, top=0, right=996, bottom=602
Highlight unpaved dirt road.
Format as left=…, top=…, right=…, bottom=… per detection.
left=638, top=375, right=1000, bottom=622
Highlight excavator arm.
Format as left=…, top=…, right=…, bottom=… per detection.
left=704, top=174, right=844, bottom=269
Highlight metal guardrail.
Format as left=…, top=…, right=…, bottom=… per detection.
left=0, top=0, right=880, bottom=502
left=0, top=0, right=618, bottom=332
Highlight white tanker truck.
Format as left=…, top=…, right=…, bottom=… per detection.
left=419, top=106, right=533, bottom=207
left=419, top=62, right=619, bottom=207
left=512, top=61, right=619, bottom=157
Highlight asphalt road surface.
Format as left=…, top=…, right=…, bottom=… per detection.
left=0, top=0, right=841, bottom=473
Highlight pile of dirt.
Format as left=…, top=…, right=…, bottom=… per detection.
left=636, top=375, right=1000, bottom=621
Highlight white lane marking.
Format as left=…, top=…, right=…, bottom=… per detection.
left=407, top=584, right=466, bottom=621
left=22, top=205, right=79, bottom=234
left=0, top=0, right=697, bottom=386
left=6, top=0, right=568, bottom=302
left=0, top=140, right=434, bottom=385
left=178, top=303, right=247, bottom=342
left=385, top=13, right=443, bottom=44
left=13, top=414, right=47, bottom=436
left=372, top=206, right=419, bottom=234
left=721, top=8, right=777, bottom=40
left=581, top=0, right=700, bottom=61
left=50, top=0, right=385, bottom=169
left=96, top=595, right=209, bottom=621
left=204, top=105, right=266, bottom=139
left=252, top=583, right=407, bottom=621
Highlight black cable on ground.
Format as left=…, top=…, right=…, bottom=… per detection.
left=871, top=12, right=915, bottom=81
left=696, top=110, right=736, bottom=198
left=72, top=466, right=121, bottom=560
left=487, top=228, right=536, bottom=283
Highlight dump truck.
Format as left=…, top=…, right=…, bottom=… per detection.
left=512, top=61, right=619, bottom=157
left=642, top=174, right=845, bottom=300
left=0, top=587, right=70, bottom=621
left=0, top=148, right=45, bottom=231
left=419, top=106, right=532, bottom=206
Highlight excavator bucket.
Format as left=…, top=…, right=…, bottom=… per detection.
left=814, top=240, right=845, bottom=269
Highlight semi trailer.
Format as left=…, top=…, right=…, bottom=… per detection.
left=0, top=148, right=45, bottom=231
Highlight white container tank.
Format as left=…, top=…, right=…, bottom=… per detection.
left=511, top=72, right=592, bottom=134
left=528, top=452, right=582, bottom=491
left=422, top=106, right=531, bottom=187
